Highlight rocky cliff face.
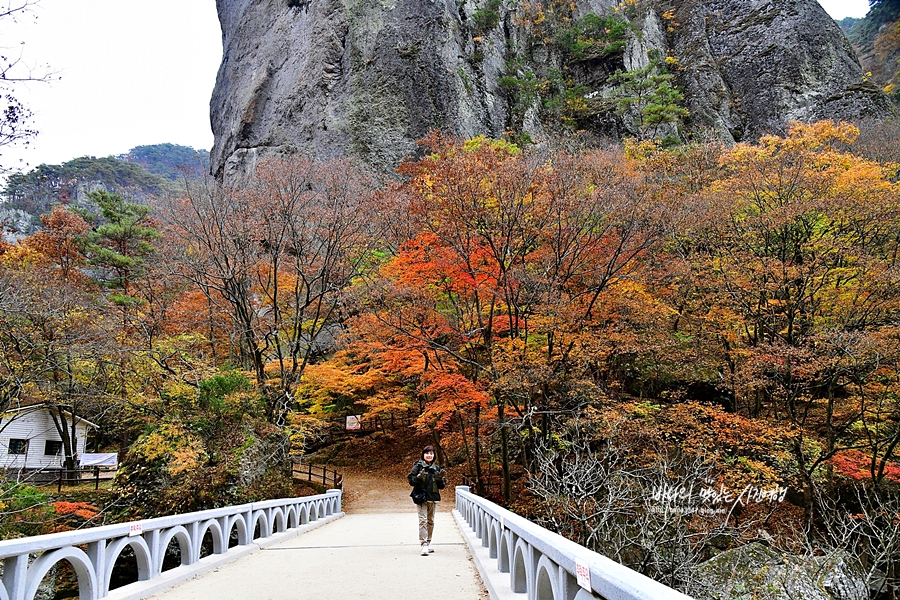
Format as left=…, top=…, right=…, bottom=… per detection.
left=211, top=0, right=892, bottom=179
left=671, top=0, right=889, bottom=142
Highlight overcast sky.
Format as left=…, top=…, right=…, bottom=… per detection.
left=0, top=0, right=874, bottom=175
left=1, top=1, right=221, bottom=173
left=819, top=0, right=872, bottom=21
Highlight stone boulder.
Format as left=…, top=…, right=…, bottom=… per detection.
left=695, top=542, right=869, bottom=600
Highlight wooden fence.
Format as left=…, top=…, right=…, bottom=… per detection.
left=56, top=466, right=117, bottom=491
left=292, top=462, right=343, bottom=490
left=324, top=410, right=418, bottom=435
left=301, top=410, right=419, bottom=452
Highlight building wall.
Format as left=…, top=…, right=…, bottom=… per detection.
left=0, top=409, right=90, bottom=470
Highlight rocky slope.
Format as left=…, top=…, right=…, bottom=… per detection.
left=211, top=0, right=892, bottom=179
left=841, top=1, right=900, bottom=105
left=670, top=0, right=889, bottom=140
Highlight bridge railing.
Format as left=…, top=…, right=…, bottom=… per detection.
left=0, top=489, right=342, bottom=600
left=455, top=486, right=693, bottom=600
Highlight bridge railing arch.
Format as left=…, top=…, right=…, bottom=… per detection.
left=195, top=518, right=225, bottom=560
left=154, top=526, right=193, bottom=573
left=101, top=535, right=153, bottom=595
left=226, top=513, right=250, bottom=547
left=0, top=489, right=342, bottom=600
left=455, top=486, right=693, bottom=600
left=286, top=505, right=298, bottom=529
left=269, top=507, right=287, bottom=534
left=250, top=510, right=270, bottom=540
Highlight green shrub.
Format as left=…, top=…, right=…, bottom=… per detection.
left=555, top=13, right=630, bottom=61
left=472, top=0, right=502, bottom=32
left=0, top=484, right=53, bottom=537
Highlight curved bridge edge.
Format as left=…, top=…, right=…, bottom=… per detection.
left=104, top=512, right=345, bottom=600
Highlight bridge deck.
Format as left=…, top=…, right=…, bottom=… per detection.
left=148, top=511, right=488, bottom=600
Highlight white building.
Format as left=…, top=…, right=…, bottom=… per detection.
left=0, top=405, right=97, bottom=471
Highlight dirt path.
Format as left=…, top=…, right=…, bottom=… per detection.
left=341, top=465, right=456, bottom=513
left=313, top=431, right=459, bottom=514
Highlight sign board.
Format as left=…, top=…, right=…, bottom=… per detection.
left=575, top=560, right=591, bottom=591
left=80, top=452, right=118, bottom=467
left=345, top=415, right=361, bottom=431
left=129, top=522, right=143, bottom=537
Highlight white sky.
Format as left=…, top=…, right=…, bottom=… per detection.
left=0, top=0, right=874, bottom=176
left=818, top=0, right=872, bottom=20
left=1, top=1, right=221, bottom=173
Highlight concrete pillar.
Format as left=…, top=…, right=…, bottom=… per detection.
left=2, top=554, right=28, bottom=600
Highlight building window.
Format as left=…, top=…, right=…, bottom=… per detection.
left=44, top=440, right=63, bottom=456
left=8, top=439, right=28, bottom=455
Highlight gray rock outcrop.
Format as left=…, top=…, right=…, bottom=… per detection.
left=210, top=0, right=892, bottom=179
left=670, top=0, right=892, bottom=142
left=212, top=0, right=506, bottom=180
left=694, top=542, right=869, bottom=600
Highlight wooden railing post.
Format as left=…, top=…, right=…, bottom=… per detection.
left=292, top=461, right=343, bottom=490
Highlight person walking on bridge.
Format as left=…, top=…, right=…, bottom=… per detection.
left=408, top=445, right=446, bottom=556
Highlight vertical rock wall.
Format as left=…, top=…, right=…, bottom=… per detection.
left=210, top=0, right=891, bottom=179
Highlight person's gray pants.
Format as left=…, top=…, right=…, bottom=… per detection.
left=417, top=501, right=436, bottom=545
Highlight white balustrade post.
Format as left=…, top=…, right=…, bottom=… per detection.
left=87, top=540, right=107, bottom=597
left=242, top=509, right=254, bottom=544
left=144, top=528, right=162, bottom=575
left=456, top=485, right=469, bottom=513
left=260, top=509, right=271, bottom=536
left=326, top=488, right=341, bottom=514
left=558, top=565, right=581, bottom=600
left=2, top=554, right=28, bottom=600
left=187, top=521, right=201, bottom=564
left=216, top=516, right=229, bottom=551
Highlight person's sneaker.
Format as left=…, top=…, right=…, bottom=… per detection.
left=427, top=545, right=434, bottom=553
left=421, top=545, right=429, bottom=556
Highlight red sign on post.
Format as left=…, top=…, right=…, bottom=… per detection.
left=346, top=415, right=361, bottom=431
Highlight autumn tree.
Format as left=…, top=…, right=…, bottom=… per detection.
left=681, top=121, right=900, bottom=518
left=162, top=157, right=382, bottom=424
left=0, top=232, right=116, bottom=471
left=362, top=134, right=682, bottom=500
left=22, top=205, right=91, bottom=282
left=377, top=136, right=559, bottom=498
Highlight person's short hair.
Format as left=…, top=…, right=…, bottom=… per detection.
left=422, top=445, right=435, bottom=460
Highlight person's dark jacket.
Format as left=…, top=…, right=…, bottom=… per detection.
left=408, top=459, right=446, bottom=502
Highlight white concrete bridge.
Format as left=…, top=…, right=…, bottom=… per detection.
left=0, top=487, right=692, bottom=600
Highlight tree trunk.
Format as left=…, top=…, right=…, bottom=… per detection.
left=48, top=408, right=78, bottom=472
left=458, top=411, right=474, bottom=481
left=499, top=400, right=510, bottom=503
left=474, top=404, right=484, bottom=495
left=429, top=425, right=447, bottom=467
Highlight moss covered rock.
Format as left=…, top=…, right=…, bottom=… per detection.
left=695, top=542, right=868, bottom=600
